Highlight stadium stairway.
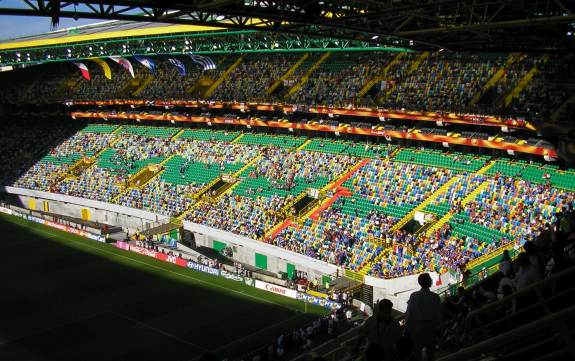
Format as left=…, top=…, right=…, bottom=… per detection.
left=65, top=157, right=95, bottom=179
left=469, top=53, right=523, bottom=106
left=55, top=126, right=124, bottom=183
left=119, top=73, right=147, bottom=97
left=131, top=75, right=155, bottom=97
left=504, top=55, right=549, bottom=108
left=464, top=242, right=516, bottom=274
left=215, top=154, right=263, bottom=199
left=425, top=179, right=491, bottom=238
left=422, top=160, right=494, bottom=237
left=285, top=52, right=332, bottom=99
left=390, top=174, right=462, bottom=232
left=296, top=138, right=312, bottom=151
left=229, top=133, right=245, bottom=144
left=357, top=52, right=405, bottom=98
left=203, top=55, right=244, bottom=98
left=264, top=219, right=293, bottom=240
left=170, top=128, right=186, bottom=140
left=292, top=159, right=369, bottom=223
left=189, top=176, right=222, bottom=201
left=378, top=51, right=429, bottom=104
left=92, top=126, right=124, bottom=160
left=54, top=74, right=82, bottom=98
left=109, top=155, right=174, bottom=204
left=266, top=53, right=310, bottom=95
left=475, top=159, right=496, bottom=175
left=136, top=154, right=176, bottom=188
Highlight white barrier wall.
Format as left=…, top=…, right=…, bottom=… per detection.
left=365, top=272, right=441, bottom=313
left=183, top=220, right=340, bottom=280
left=3, top=187, right=435, bottom=312
left=2, top=187, right=168, bottom=232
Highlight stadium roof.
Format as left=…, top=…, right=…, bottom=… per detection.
left=0, top=0, right=574, bottom=52
left=0, top=19, right=412, bottom=66
left=0, top=21, right=223, bottom=50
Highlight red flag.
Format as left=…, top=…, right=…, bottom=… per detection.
left=73, top=62, right=90, bottom=80
left=109, top=56, right=135, bottom=78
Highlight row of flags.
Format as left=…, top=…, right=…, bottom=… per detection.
left=72, top=54, right=216, bottom=81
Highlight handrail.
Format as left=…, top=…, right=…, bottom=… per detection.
left=464, top=242, right=517, bottom=271
left=466, top=264, right=575, bottom=321
left=438, top=304, right=575, bottom=361
left=438, top=244, right=520, bottom=300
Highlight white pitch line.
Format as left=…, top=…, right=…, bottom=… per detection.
left=214, top=313, right=304, bottom=353
left=110, top=311, right=208, bottom=352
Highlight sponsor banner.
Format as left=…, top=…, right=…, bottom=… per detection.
left=165, top=253, right=188, bottom=267
left=116, top=241, right=130, bottom=251
left=10, top=210, right=105, bottom=242
left=297, top=293, right=342, bottom=310
left=68, top=99, right=533, bottom=130
left=220, top=270, right=244, bottom=282
left=71, top=111, right=551, bottom=157
left=255, top=280, right=298, bottom=299
left=0, top=206, right=13, bottom=215
left=186, top=260, right=221, bottom=276
left=129, top=245, right=158, bottom=258
left=306, top=289, right=330, bottom=299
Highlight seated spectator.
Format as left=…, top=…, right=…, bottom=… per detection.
left=357, top=299, right=401, bottom=361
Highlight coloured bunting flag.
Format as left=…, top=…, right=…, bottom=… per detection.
left=88, top=57, right=112, bottom=80
left=109, top=56, right=135, bottom=78
left=168, top=58, right=186, bottom=76
left=189, top=53, right=216, bottom=71
left=133, top=56, right=157, bottom=74
left=73, top=62, right=90, bottom=80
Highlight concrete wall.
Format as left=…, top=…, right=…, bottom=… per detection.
left=3, top=186, right=434, bottom=312
left=184, top=220, right=340, bottom=281
left=3, top=187, right=168, bottom=232
left=365, top=272, right=441, bottom=313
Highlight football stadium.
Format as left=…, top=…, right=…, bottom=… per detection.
left=0, top=1, right=574, bottom=361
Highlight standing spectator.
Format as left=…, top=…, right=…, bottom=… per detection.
left=405, top=273, right=444, bottom=361
left=515, top=252, right=542, bottom=290
left=498, top=250, right=513, bottom=276
left=357, top=299, right=401, bottom=361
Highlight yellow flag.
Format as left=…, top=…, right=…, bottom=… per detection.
left=88, top=57, right=112, bottom=80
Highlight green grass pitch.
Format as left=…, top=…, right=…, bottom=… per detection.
left=0, top=213, right=327, bottom=361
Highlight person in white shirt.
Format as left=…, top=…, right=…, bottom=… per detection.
left=515, top=252, right=542, bottom=291
left=405, top=273, right=444, bottom=361
left=498, top=250, right=513, bottom=276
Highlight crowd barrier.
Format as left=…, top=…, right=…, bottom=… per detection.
left=115, top=241, right=341, bottom=310
left=0, top=205, right=106, bottom=242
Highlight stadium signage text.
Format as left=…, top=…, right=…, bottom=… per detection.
left=113, top=242, right=336, bottom=309
left=186, top=260, right=221, bottom=276
left=0, top=206, right=13, bottom=215
left=10, top=210, right=105, bottom=242
left=220, top=270, right=244, bottom=282
left=297, top=293, right=341, bottom=310
left=255, top=280, right=298, bottom=299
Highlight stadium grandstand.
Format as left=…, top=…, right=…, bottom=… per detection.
left=0, top=1, right=574, bottom=361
